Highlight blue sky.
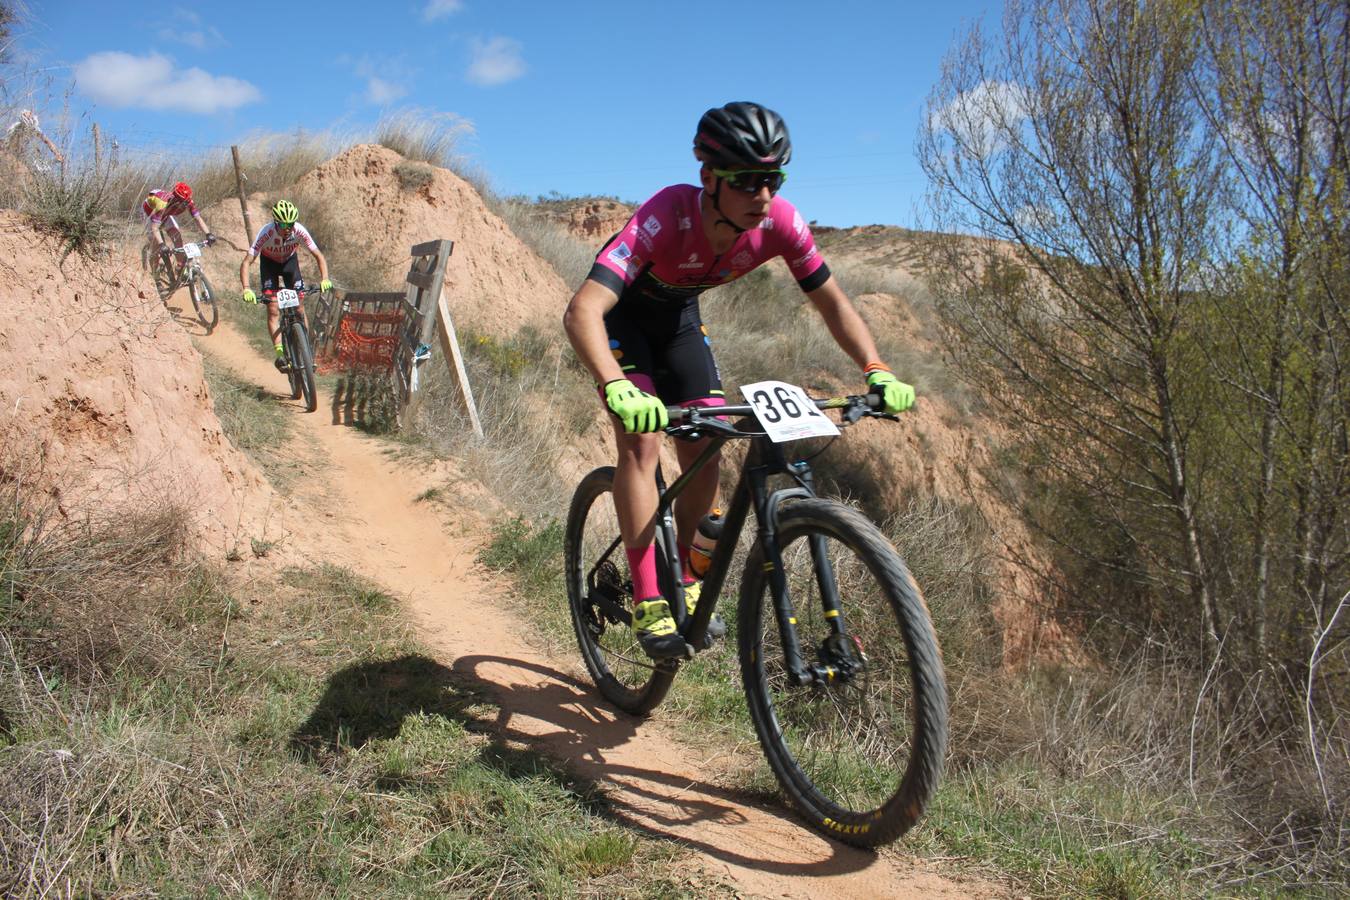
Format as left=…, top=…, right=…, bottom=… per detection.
left=15, top=0, right=994, bottom=227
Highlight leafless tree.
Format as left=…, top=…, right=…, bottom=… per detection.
left=917, top=0, right=1228, bottom=659
left=1196, top=0, right=1350, bottom=670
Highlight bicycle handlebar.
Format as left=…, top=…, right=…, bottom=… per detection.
left=173, top=235, right=217, bottom=253
left=665, top=392, right=888, bottom=439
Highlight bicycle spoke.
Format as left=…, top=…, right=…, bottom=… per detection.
left=566, top=467, right=675, bottom=715
left=741, top=499, right=945, bottom=844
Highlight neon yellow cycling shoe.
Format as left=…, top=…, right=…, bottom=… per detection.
left=632, top=598, right=686, bottom=659
left=682, top=581, right=726, bottom=639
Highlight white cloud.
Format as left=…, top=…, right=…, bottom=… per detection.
left=74, top=52, right=259, bottom=115
left=157, top=9, right=226, bottom=51
left=422, top=0, right=464, bottom=21
left=466, top=36, right=525, bottom=87
left=931, top=79, right=1030, bottom=159
left=161, top=28, right=224, bottom=50
left=366, top=76, right=406, bottom=105
left=349, top=56, right=410, bottom=106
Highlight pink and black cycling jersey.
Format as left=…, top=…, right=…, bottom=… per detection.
left=248, top=222, right=319, bottom=263
left=141, top=189, right=202, bottom=224
left=588, top=184, right=830, bottom=305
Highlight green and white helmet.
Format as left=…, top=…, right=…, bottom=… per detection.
left=271, top=199, right=299, bottom=226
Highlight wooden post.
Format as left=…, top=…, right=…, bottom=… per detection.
left=435, top=291, right=483, bottom=438
left=398, top=239, right=480, bottom=437
left=230, top=145, right=254, bottom=243
left=92, top=123, right=101, bottom=172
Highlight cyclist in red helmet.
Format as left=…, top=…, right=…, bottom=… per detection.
left=563, top=101, right=916, bottom=659
left=141, top=181, right=214, bottom=275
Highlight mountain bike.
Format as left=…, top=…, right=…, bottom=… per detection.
left=264, top=286, right=320, bottom=413
left=565, top=383, right=948, bottom=848
left=172, top=237, right=218, bottom=333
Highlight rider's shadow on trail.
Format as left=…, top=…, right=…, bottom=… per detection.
left=290, top=653, right=476, bottom=760
left=289, top=652, right=626, bottom=805
left=292, top=652, right=875, bottom=878
left=449, top=654, right=877, bottom=878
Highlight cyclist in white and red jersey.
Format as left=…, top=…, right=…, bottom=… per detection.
left=238, top=199, right=332, bottom=371
left=142, top=182, right=214, bottom=273
left=563, top=101, right=916, bottom=659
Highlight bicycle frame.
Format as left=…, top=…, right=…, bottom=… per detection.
left=586, top=400, right=873, bottom=685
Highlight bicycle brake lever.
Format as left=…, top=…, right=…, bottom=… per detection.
left=842, top=403, right=868, bottom=426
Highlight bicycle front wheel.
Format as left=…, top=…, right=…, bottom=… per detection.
left=189, top=269, right=218, bottom=333
left=738, top=498, right=947, bottom=848
left=290, top=321, right=318, bottom=413
left=565, top=466, right=675, bottom=716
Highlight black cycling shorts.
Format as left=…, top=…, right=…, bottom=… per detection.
left=603, top=296, right=723, bottom=405
left=259, top=254, right=304, bottom=297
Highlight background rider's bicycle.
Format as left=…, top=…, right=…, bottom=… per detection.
left=263, top=286, right=320, bottom=414
left=565, top=385, right=948, bottom=848
left=146, top=234, right=218, bottom=333
left=172, top=238, right=218, bottom=333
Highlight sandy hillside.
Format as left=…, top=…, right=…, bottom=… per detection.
left=205, top=144, right=570, bottom=338
left=535, top=196, right=634, bottom=240
left=0, top=211, right=275, bottom=552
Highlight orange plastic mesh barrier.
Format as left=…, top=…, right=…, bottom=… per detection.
left=318, top=308, right=403, bottom=373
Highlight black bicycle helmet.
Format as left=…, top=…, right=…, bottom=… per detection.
left=694, top=101, right=792, bottom=168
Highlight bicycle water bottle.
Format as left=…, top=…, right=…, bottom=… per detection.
left=688, top=510, right=723, bottom=579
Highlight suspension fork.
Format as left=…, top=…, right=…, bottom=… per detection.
left=742, top=442, right=813, bottom=686
left=789, top=461, right=850, bottom=642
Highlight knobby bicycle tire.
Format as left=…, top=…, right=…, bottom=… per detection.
left=565, top=466, right=674, bottom=716
left=291, top=320, right=318, bottom=413
left=738, top=498, right=947, bottom=848
left=282, top=319, right=303, bottom=400
left=189, top=269, right=218, bottom=333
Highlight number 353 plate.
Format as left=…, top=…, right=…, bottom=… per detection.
left=740, top=381, right=840, bottom=443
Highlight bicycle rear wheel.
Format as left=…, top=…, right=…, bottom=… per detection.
left=189, top=269, right=218, bottom=333
left=290, top=321, right=318, bottom=413
left=738, top=498, right=947, bottom=848
left=565, top=466, right=675, bottom=716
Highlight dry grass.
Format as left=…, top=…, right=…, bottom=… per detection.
left=374, top=109, right=474, bottom=169
left=409, top=323, right=597, bottom=521
left=0, top=449, right=704, bottom=898
left=491, top=199, right=598, bottom=287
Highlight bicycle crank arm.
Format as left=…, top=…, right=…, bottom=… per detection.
left=587, top=588, right=632, bottom=627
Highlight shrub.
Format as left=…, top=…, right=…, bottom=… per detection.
left=394, top=159, right=435, bottom=192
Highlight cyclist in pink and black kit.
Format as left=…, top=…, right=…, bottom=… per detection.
left=563, top=101, right=916, bottom=659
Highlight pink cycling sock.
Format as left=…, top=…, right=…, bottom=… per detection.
left=678, top=542, right=695, bottom=584
left=625, top=543, right=660, bottom=604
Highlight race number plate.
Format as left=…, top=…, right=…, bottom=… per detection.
left=740, top=380, right=840, bottom=443
left=275, top=289, right=300, bottom=309
left=181, top=243, right=201, bottom=259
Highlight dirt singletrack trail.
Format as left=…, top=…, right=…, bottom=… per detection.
left=200, top=318, right=1005, bottom=900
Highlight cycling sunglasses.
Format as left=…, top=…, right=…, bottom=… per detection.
left=712, top=167, right=788, bottom=195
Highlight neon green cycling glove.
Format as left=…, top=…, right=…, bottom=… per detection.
left=866, top=368, right=915, bottom=414
left=242, top=289, right=257, bottom=305
left=320, top=279, right=333, bottom=292
left=604, top=378, right=668, bottom=434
